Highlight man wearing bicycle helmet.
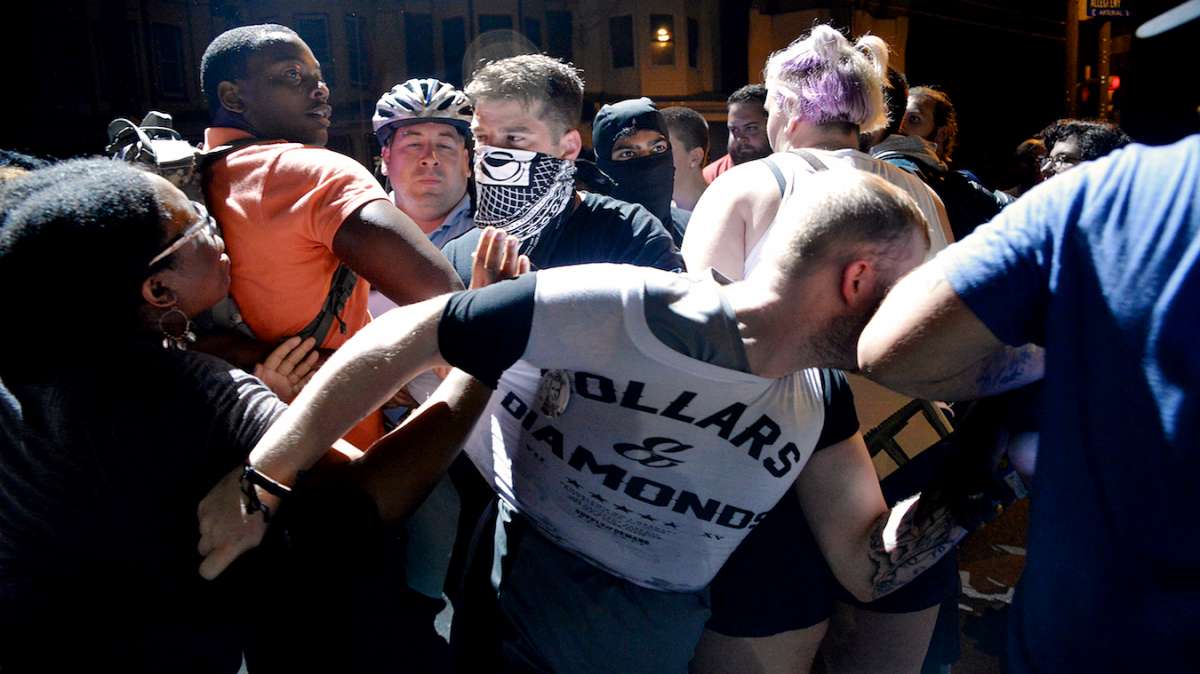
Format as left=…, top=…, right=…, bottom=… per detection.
left=369, top=79, right=478, bottom=669
left=374, top=78, right=476, bottom=249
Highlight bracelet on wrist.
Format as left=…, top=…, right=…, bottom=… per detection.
left=241, top=463, right=293, bottom=499
left=239, top=464, right=293, bottom=522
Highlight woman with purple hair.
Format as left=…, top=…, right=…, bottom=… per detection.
left=685, top=24, right=960, bottom=674
left=684, top=25, right=951, bottom=279
left=762, top=25, right=890, bottom=145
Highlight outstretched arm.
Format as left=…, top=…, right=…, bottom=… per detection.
left=352, top=227, right=532, bottom=522
left=253, top=223, right=525, bottom=484
left=794, top=432, right=967, bottom=602
left=197, top=228, right=531, bottom=580
left=334, top=199, right=464, bottom=304
left=250, top=296, right=450, bottom=485
left=858, top=258, right=1044, bottom=402
left=349, top=369, right=491, bottom=522
left=197, top=297, right=450, bottom=579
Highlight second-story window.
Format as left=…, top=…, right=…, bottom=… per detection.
left=405, top=13, right=434, bottom=78
left=346, top=14, right=370, bottom=88
left=688, top=17, right=699, bottom=68
left=480, top=14, right=514, bottom=33
left=295, top=14, right=335, bottom=87
left=610, top=15, right=634, bottom=69
left=443, top=16, right=466, bottom=86
left=546, top=11, right=573, bottom=62
left=525, top=17, right=542, bottom=48
left=151, top=23, right=186, bottom=99
left=650, top=14, right=675, bottom=67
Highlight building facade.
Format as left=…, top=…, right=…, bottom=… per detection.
left=18, top=0, right=739, bottom=164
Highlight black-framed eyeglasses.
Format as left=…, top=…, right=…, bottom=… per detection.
left=148, top=201, right=219, bottom=267
left=1042, top=154, right=1082, bottom=172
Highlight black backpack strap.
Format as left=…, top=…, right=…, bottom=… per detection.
left=197, top=137, right=267, bottom=169
left=791, top=149, right=828, bottom=173
left=874, top=152, right=931, bottom=182
left=294, top=263, right=360, bottom=344
left=197, top=138, right=272, bottom=201
left=760, top=157, right=787, bottom=197
left=196, top=136, right=358, bottom=346
left=758, top=151, right=827, bottom=199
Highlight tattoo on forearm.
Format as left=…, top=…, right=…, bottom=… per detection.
left=974, top=344, right=1045, bottom=395
left=867, top=500, right=968, bottom=599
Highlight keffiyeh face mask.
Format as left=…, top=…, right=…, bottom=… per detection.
left=473, top=146, right=577, bottom=250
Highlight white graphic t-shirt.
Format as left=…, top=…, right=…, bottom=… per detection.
left=439, top=264, right=857, bottom=591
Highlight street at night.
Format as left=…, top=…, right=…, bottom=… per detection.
left=2, top=1, right=1197, bottom=673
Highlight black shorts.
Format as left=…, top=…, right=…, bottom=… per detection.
left=705, top=491, right=958, bottom=638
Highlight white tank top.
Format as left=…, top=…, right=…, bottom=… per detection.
left=743, top=148, right=953, bottom=274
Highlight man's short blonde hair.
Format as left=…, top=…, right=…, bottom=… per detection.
left=466, top=54, right=584, bottom=137
left=764, top=171, right=929, bottom=281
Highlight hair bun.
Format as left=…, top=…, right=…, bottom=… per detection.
left=856, top=35, right=889, bottom=77
left=810, top=24, right=845, bottom=61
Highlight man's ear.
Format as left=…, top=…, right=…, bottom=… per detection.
left=141, top=274, right=177, bottom=309
left=780, top=116, right=803, bottom=144
left=217, top=81, right=245, bottom=114
left=379, top=144, right=391, bottom=176
left=688, top=146, right=706, bottom=170
left=459, top=145, right=473, bottom=179
left=839, top=260, right=875, bottom=306
left=558, top=129, right=583, bottom=160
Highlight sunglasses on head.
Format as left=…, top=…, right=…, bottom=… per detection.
left=148, top=201, right=219, bottom=267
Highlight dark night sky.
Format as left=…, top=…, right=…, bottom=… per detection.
left=904, top=0, right=1069, bottom=184
left=901, top=0, right=1199, bottom=185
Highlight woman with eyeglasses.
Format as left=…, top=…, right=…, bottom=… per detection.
left=0, top=159, right=499, bottom=672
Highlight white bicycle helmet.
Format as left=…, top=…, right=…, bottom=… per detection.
left=373, top=78, right=473, bottom=146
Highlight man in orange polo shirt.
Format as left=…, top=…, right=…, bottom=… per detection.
left=199, top=24, right=461, bottom=448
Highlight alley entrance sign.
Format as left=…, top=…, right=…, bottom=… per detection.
left=1087, top=0, right=1131, bottom=17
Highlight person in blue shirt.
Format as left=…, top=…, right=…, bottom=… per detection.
left=858, top=127, right=1199, bottom=673
left=372, top=78, right=477, bottom=250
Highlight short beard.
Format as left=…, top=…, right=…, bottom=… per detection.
left=730, top=144, right=771, bottom=166
left=811, top=292, right=886, bottom=372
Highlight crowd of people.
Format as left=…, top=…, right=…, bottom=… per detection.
left=1, top=3, right=1196, bottom=673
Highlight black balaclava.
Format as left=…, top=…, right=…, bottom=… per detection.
left=592, top=97, right=675, bottom=226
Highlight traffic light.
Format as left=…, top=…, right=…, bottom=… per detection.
left=1078, top=77, right=1100, bottom=115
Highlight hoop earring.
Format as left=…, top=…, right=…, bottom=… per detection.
left=158, top=307, right=196, bottom=351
